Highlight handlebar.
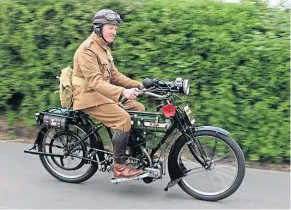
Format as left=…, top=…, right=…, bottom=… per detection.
left=142, top=78, right=190, bottom=95
left=119, top=78, right=190, bottom=107
left=144, top=91, right=170, bottom=99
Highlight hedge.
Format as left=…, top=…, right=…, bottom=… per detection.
left=0, top=0, right=289, bottom=163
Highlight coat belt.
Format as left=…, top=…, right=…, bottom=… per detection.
left=72, top=75, right=88, bottom=87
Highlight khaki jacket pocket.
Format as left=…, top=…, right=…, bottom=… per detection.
left=100, top=58, right=111, bottom=81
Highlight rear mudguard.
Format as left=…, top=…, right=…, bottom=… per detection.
left=33, top=124, right=48, bottom=146
left=167, top=126, right=230, bottom=181
left=33, top=124, right=105, bottom=161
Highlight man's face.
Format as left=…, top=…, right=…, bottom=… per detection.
left=102, top=24, right=118, bottom=43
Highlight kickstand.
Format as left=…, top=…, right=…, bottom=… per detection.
left=164, top=177, right=184, bottom=191
left=29, top=141, right=38, bottom=151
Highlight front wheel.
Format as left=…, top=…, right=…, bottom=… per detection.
left=168, top=130, right=245, bottom=201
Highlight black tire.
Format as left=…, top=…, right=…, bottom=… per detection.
left=168, top=130, right=245, bottom=201
left=38, top=124, right=98, bottom=183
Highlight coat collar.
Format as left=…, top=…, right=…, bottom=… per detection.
left=90, top=32, right=109, bottom=51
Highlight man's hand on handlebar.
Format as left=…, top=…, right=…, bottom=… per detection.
left=119, top=86, right=169, bottom=107
left=121, top=88, right=140, bottom=100
left=138, top=83, right=144, bottom=90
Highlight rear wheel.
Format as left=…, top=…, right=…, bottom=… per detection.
left=38, top=124, right=98, bottom=183
left=169, top=130, right=245, bottom=201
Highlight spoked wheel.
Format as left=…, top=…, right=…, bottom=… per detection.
left=48, top=131, right=86, bottom=171
left=38, top=124, right=98, bottom=183
left=169, top=130, right=245, bottom=201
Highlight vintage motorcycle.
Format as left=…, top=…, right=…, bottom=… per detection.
left=24, top=78, right=245, bottom=201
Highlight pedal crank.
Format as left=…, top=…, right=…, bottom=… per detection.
left=144, top=167, right=162, bottom=179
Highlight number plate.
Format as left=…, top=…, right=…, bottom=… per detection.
left=184, top=105, right=195, bottom=125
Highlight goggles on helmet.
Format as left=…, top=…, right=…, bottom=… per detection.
left=94, top=12, right=121, bottom=23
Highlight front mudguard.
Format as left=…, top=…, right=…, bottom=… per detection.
left=167, top=126, right=230, bottom=181
left=194, top=126, right=230, bottom=136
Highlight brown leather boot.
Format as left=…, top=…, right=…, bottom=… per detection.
left=113, top=163, right=144, bottom=178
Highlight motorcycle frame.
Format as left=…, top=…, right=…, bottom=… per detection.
left=59, top=100, right=208, bottom=169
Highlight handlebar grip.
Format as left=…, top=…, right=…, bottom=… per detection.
left=119, top=97, right=128, bottom=107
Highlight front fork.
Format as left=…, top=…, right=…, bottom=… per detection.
left=173, top=110, right=209, bottom=168
left=183, top=129, right=209, bottom=168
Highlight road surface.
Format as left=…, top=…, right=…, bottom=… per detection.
left=0, top=141, right=289, bottom=209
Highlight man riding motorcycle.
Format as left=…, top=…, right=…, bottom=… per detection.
left=72, top=9, right=146, bottom=180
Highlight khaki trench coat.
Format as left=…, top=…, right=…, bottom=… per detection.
left=72, top=32, right=140, bottom=111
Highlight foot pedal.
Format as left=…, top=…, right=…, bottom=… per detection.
left=110, top=172, right=149, bottom=184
